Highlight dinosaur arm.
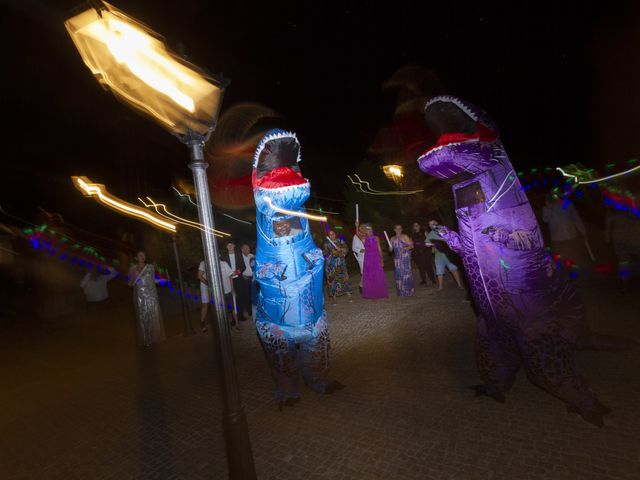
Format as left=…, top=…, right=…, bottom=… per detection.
left=433, top=226, right=463, bottom=254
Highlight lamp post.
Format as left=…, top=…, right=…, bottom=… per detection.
left=65, top=4, right=256, bottom=478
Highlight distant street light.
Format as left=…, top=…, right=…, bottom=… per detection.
left=66, top=3, right=256, bottom=478
left=383, top=164, right=404, bottom=185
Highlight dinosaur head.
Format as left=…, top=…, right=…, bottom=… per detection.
left=417, top=96, right=500, bottom=183
left=252, top=129, right=310, bottom=217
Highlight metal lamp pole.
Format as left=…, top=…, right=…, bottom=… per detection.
left=182, top=130, right=257, bottom=479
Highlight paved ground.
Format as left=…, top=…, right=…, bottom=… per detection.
left=1, top=272, right=639, bottom=479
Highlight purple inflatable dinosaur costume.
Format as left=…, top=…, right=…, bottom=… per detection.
left=417, top=95, right=636, bottom=426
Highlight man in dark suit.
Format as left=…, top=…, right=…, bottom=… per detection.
left=219, top=240, right=247, bottom=321
left=411, top=222, right=436, bottom=286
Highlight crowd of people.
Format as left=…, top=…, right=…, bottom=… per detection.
left=320, top=219, right=465, bottom=305
left=107, top=187, right=640, bottom=348
left=117, top=218, right=466, bottom=347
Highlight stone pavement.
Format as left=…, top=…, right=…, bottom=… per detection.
left=1, top=272, right=639, bottom=479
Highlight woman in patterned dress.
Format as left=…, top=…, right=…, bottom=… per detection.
left=128, top=251, right=166, bottom=346
left=323, top=230, right=353, bottom=305
left=389, top=224, right=415, bottom=296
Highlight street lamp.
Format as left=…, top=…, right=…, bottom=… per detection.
left=66, top=3, right=256, bottom=478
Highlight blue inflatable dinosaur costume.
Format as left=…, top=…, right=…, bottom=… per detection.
left=252, top=129, right=343, bottom=407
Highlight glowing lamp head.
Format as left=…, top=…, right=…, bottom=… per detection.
left=65, top=3, right=227, bottom=135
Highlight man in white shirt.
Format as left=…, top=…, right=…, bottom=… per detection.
left=80, top=266, right=117, bottom=303
left=198, top=258, right=235, bottom=332
left=239, top=243, right=254, bottom=321
left=219, top=240, right=246, bottom=324
left=351, top=222, right=366, bottom=292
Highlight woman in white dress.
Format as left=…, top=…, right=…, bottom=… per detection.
left=128, top=251, right=166, bottom=346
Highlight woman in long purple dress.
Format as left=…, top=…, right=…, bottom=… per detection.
left=361, top=224, right=389, bottom=299
left=389, top=224, right=415, bottom=296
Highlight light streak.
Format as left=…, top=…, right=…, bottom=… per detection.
left=263, top=197, right=327, bottom=222
left=326, top=236, right=338, bottom=250
left=306, top=207, right=339, bottom=215
left=556, top=165, right=640, bottom=185
left=172, top=186, right=199, bottom=207
left=222, top=213, right=253, bottom=225
left=139, top=197, right=230, bottom=237
left=71, top=176, right=176, bottom=232
left=172, top=186, right=254, bottom=224
left=348, top=174, right=423, bottom=195
left=487, top=174, right=518, bottom=213
left=0, top=205, right=37, bottom=227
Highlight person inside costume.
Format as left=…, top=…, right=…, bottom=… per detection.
left=252, top=129, right=344, bottom=408
left=417, top=95, right=636, bottom=427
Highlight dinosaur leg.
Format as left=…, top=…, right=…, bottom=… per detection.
left=255, top=321, right=301, bottom=406
left=300, top=313, right=344, bottom=394
left=473, top=326, right=520, bottom=403
left=520, top=333, right=610, bottom=427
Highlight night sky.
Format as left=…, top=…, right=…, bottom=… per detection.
left=3, top=0, right=640, bottom=231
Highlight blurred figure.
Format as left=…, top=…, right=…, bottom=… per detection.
left=205, top=102, right=281, bottom=212
left=200, top=257, right=236, bottom=327
left=427, top=220, right=464, bottom=291
left=543, top=192, right=589, bottom=268
left=351, top=221, right=366, bottom=292
left=249, top=251, right=258, bottom=320
left=197, top=260, right=211, bottom=332
left=361, top=224, right=388, bottom=299
left=605, top=182, right=640, bottom=292
left=239, top=243, right=254, bottom=320
left=323, top=229, right=353, bottom=305
left=411, top=221, right=436, bottom=286
left=80, top=265, right=117, bottom=304
left=389, top=224, right=415, bottom=296
left=128, top=251, right=165, bottom=347
left=220, top=240, right=246, bottom=322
